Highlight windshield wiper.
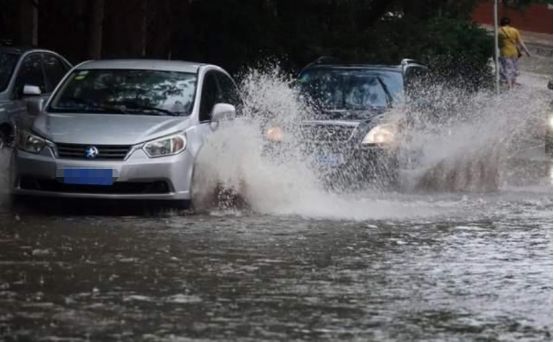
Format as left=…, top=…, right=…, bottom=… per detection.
left=122, top=105, right=179, bottom=116
left=105, top=101, right=180, bottom=116
left=376, top=77, right=394, bottom=107
left=51, top=97, right=128, bottom=114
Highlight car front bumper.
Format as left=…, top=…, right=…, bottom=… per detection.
left=10, top=146, right=195, bottom=200
left=264, top=142, right=399, bottom=189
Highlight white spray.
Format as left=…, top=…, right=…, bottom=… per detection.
left=191, top=65, right=551, bottom=219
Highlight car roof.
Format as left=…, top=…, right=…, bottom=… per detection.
left=76, top=59, right=210, bottom=73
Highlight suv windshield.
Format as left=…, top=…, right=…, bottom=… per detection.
left=0, top=52, right=20, bottom=92
left=298, top=68, right=404, bottom=112
left=49, top=69, right=197, bottom=116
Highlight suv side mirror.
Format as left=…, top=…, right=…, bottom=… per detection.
left=26, top=98, right=44, bottom=116
left=211, top=103, right=236, bottom=122
left=22, top=85, right=42, bottom=96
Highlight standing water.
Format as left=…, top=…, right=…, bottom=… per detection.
left=0, top=65, right=551, bottom=341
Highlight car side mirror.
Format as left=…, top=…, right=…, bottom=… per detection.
left=22, top=85, right=42, bottom=97
left=26, top=98, right=44, bottom=116
left=211, top=103, right=236, bottom=122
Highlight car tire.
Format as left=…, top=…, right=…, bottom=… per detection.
left=0, top=128, right=9, bottom=149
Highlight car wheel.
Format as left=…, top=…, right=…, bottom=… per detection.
left=0, top=129, right=9, bottom=149
left=190, top=162, right=220, bottom=212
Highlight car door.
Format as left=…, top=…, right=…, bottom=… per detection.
left=194, top=70, right=222, bottom=146
left=1, top=53, right=47, bottom=141
left=11, top=53, right=50, bottom=117
left=404, top=65, right=429, bottom=94
left=216, top=72, right=242, bottom=112
left=199, top=71, right=220, bottom=124
left=42, top=52, right=71, bottom=94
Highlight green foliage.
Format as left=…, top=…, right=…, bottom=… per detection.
left=362, top=16, right=494, bottom=89
left=3, top=0, right=497, bottom=88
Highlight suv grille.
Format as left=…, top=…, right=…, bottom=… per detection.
left=56, top=143, right=131, bottom=160
left=300, top=124, right=355, bottom=142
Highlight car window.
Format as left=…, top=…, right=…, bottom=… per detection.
left=298, top=68, right=401, bottom=111
left=345, top=76, right=389, bottom=109
left=405, top=66, right=428, bottom=86
left=0, top=51, right=20, bottom=92
left=43, top=53, right=69, bottom=92
left=216, top=72, right=241, bottom=108
left=13, top=53, right=46, bottom=97
left=199, top=71, right=219, bottom=122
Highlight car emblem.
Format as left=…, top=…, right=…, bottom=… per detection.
left=84, top=146, right=99, bottom=159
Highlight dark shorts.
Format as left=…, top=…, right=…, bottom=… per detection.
left=499, top=57, right=519, bottom=82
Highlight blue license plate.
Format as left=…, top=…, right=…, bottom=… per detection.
left=63, top=168, right=114, bottom=186
left=315, top=153, right=344, bottom=167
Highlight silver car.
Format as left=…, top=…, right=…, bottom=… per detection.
left=10, top=59, right=241, bottom=205
left=0, top=47, right=72, bottom=147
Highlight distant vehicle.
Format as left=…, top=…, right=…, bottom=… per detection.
left=10, top=59, right=241, bottom=206
left=264, top=58, right=428, bottom=189
left=0, top=46, right=72, bottom=148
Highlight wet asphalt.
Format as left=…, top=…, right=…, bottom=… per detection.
left=0, top=188, right=551, bottom=341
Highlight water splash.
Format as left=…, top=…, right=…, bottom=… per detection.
left=192, top=65, right=551, bottom=219
left=403, top=80, right=551, bottom=191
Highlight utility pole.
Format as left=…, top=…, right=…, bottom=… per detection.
left=493, top=0, right=500, bottom=95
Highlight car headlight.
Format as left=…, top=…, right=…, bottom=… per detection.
left=361, top=124, right=396, bottom=145
left=265, top=126, right=284, bottom=142
left=16, top=130, right=47, bottom=153
left=143, top=133, right=187, bottom=158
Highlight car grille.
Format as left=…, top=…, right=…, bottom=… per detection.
left=55, top=143, right=131, bottom=160
left=300, top=124, right=356, bottom=142
left=19, top=177, right=170, bottom=194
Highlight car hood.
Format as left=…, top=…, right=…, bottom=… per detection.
left=32, top=113, right=190, bottom=145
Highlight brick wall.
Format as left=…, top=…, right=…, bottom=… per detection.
left=472, top=1, right=552, bottom=34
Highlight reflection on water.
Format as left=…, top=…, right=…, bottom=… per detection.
left=0, top=190, right=551, bottom=341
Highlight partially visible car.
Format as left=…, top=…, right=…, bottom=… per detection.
left=10, top=59, right=242, bottom=206
left=264, top=58, right=428, bottom=189
left=0, top=46, right=72, bottom=148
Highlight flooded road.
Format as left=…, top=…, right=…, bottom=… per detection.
left=0, top=187, right=551, bottom=341
left=0, top=66, right=552, bottom=341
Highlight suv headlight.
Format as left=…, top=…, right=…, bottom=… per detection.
left=265, top=126, right=284, bottom=142
left=143, top=133, right=187, bottom=158
left=361, top=124, right=396, bottom=145
left=16, top=130, right=47, bottom=153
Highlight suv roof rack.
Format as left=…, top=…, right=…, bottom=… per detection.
left=313, top=56, right=341, bottom=65
left=401, top=58, right=420, bottom=66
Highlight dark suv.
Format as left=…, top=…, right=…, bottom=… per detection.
left=0, top=46, right=72, bottom=147
left=264, top=58, right=428, bottom=189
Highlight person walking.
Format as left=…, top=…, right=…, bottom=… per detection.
left=498, top=17, right=531, bottom=89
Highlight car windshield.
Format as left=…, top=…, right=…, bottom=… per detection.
left=0, top=52, right=20, bottom=92
left=49, top=69, right=197, bottom=116
left=298, top=68, right=404, bottom=113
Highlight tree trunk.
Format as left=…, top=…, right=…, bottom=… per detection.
left=140, top=0, right=147, bottom=57
left=19, top=0, right=38, bottom=46
left=88, top=0, right=104, bottom=59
